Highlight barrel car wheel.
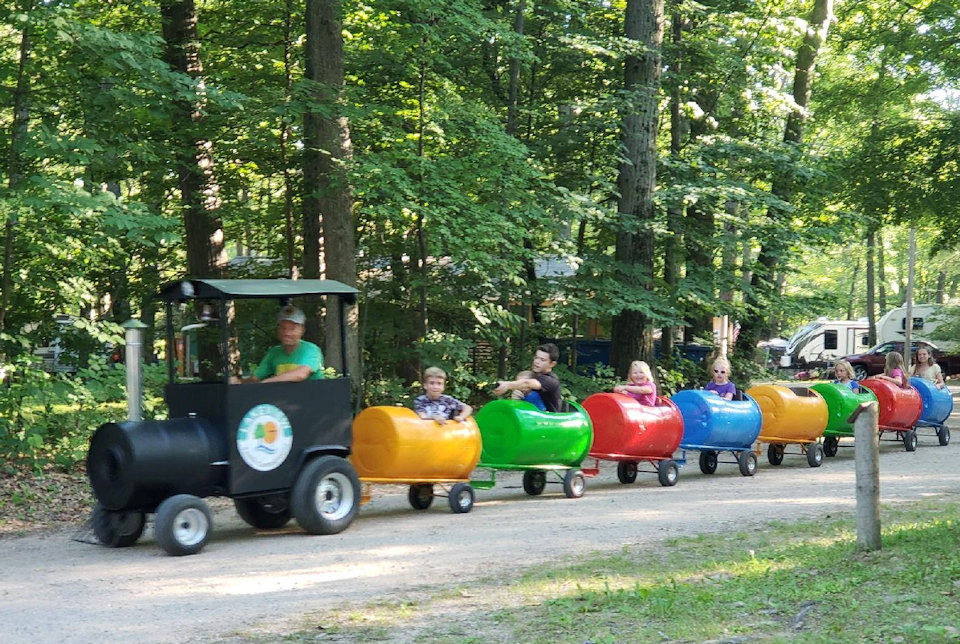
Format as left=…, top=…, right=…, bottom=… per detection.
left=903, top=429, right=918, bottom=452
left=448, top=483, right=474, bottom=513
left=154, top=494, right=212, bottom=556
left=291, top=456, right=361, bottom=535
left=823, top=436, right=839, bottom=457
left=617, top=461, right=638, bottom=484
left=806, top=442, right=824, bottom=468
left=738, top=450, right=758, bottom=477
left=938, top=426, right=951, bottom=446
left=657, top=460, right=679, bottom=487
left=699, top=450, right=718, bottom=475
left=767, top=444, right=784, bottom=466
left=562, top=469, right=585, bottom=499
left=408, top=483, right=435, bottom=510
left=92, top=502, right=145, bottom=548
left=522, top=470, right=547, bottom=496
left=234, top=493, right=292, bottom=530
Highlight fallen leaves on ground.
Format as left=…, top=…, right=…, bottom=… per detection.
left=0, top=465, right=93, bottom=538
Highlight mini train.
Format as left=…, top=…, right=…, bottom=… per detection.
left=85, top=280, right=955, bottom=556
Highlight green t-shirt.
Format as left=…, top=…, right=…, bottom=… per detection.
left=254, top=340, right=324, bottom=381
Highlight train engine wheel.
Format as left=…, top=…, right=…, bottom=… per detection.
left=91, top=503, right=145, bottom=548
left=154, top=494, right=212, bottom=556
left=234, top=494, right=292, bottom=530
left=291, top=456, right=361, bottom=535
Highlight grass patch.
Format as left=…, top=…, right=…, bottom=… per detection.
left=231, top=499, right=960, bottom=643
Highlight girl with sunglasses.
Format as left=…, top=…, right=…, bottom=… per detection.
left=704, top=357, right=736, bottom=400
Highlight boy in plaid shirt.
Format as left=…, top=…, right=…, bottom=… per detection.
left=413, top=366, right=473, bottom=424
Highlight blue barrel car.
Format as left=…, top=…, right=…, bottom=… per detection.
left=910, top=377, right=953, bottom=446
left=671, top=390, right=762, bottom=476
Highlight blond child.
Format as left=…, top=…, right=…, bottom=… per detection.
left=704, top=358, right=736, bottom=400
left=413, top=367, right=473, bottom=424
left=832, top=360, right=861, bottom=393
left=874, top=351, right=907, bottom=388
left=613, top=360, right=657, bottom=406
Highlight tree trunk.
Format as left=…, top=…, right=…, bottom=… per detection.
left=610, top=0, right=664, bottom=377
left=160, top=0, right=227, bottom=380
left=281, top=0, right=297, bottom=279
left=936, top=271, right=946, bottom=304
left=684, top=204, right=713, bottom=343
left=866, top=230, right=877, bottom=346
left=847, top=257, right=861, bottom=320
left=160, top=0, right=226, bottom=280
left=304, top=0, right=360, bottom=385
left=660, top=9, right=684, bottom=361
left=1, top=0, right=33, bottom=336
left=736, top=0, right=833, bottom=356
left=876, top=228, right=887, bottom=312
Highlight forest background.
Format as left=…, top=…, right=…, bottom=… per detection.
left=2, top=0, right=960, bottom=471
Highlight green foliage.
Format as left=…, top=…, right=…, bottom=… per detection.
left=0, top=350, right=167, bottom=471
left=3, top=0, right=960, bottom=408
left=655, top=357, right=703, bottom=397
left=553, top=364, right=617, bottom=403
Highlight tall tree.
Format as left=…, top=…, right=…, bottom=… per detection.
left=1, top=0, right=34, bottom=335
left=160, top=0, right=226, bottom=278
left=609, top=0, right=665, bottom=376
left=737, top=0, right=834, bottom=355
left=303, top=0, right=360, bottom=384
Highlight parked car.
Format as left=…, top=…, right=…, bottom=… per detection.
left=842, top=341, right=960, bottom=380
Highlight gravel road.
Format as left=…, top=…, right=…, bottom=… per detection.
left=3, top=400, right=958, bottom=644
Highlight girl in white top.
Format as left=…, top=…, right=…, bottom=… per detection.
left=910, top=347, right=945, bottom=390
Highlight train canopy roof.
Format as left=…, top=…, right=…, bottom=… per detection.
left=159, top=279, right=358, bottom=302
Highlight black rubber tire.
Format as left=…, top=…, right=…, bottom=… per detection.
left=853, top=365, right=868, bottom=380
left=233, top=494, right=292, bottom=529
left=448, top=483, right=474, bottom=513
left=522, top=470, right=547, bottom=496
left=767, top=444, right=784, bottom=466
left=91, top=502, right=145, bottom=548
left=738, top=450, right=758, bottom=477
left=823, top=436, right=839, bottom=457
left=699, top=450, right=718, bottom=475
left=408, top=484, right=435, bottom=510
left=806, top=442, right=824, bottom=468
left=903, top=429, right=918, bottom=452
left=617, top=461, right=638, bottom=484
left=938, top=426, right=951, bottom=446
left=154, top=494, right=212, bottom=557
left=291, top=455, right=361, bottom=535
left=562, top=470, right=585, bottom=498
left=657, top=460, right=679, bottom=487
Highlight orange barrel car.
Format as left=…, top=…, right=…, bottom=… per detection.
left=858, top=378, right=924, bottom=451
left=350, top=406, right=482, bottom=513
left=747, top=385, right=828, bottom=467
left=581, top=393, right=682, bottom=486
left=808, top=382, right=878, bottom=457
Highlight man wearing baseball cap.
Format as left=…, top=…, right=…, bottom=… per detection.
left=233, top=305, right=323, bottom=383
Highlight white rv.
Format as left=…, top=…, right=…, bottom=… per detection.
left=876, top=304, right=952, bottom=348
left=779, top=319, right=871, bottom=368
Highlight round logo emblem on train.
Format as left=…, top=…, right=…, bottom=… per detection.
left=237, top=404, right=294, bottom=471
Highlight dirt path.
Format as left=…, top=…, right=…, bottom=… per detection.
left=3, top=409, right=959, bottom=644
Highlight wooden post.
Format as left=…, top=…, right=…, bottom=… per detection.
left=850, top=401, right=881, bottom=551
left=904, top=228, right=915, bottom=364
